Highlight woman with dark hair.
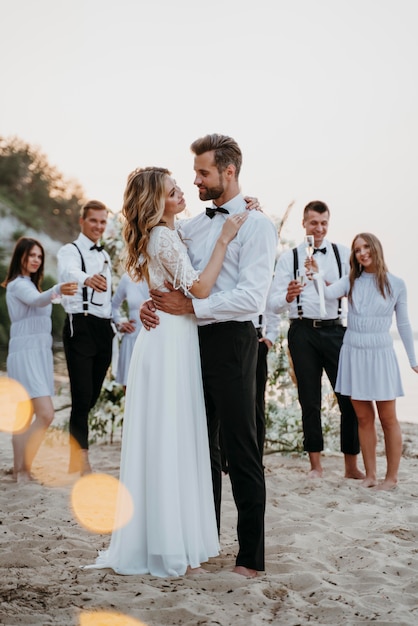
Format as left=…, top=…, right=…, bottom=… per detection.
left=308, top=232, right=418, bottom=490
left=2, top=237, right=77, bottom=482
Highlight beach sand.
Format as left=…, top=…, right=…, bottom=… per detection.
left=1, top=378, right=418, bottom=625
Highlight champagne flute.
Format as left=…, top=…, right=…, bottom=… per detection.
left=68, top=269, right=79, bottom=312
left=305, top=235, right=314, bottom=259
left=296, top=269, right=304, bottom=286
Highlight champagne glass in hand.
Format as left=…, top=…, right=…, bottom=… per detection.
left=67, top=269, right=79, bottom=312
left=305, top=235, right=314, bottom=259
left=296, top=269, right=305, bottom=286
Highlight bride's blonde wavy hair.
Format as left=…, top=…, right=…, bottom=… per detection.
left=122, top=167, right=171, bottom=284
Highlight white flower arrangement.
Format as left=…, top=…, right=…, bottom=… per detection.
left=89, top=375, right=125, bottom=444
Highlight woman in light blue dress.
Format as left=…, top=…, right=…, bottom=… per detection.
left=2, top=237, right=77, bottom=482
left=309, top=233, right=418, bottom=490
left=111, top=273, right=149, bottom=388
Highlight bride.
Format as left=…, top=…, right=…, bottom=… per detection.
left=86, top=167, right=247, bottom=577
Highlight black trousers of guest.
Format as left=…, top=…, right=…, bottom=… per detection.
left=63, top=314, right=113, bottom=467
left=198, top=321, right=265, bottom=572
left=288, top=321, right=360, bottom=455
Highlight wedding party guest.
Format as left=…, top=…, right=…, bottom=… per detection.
left=269, top=201, right=363, bottom=479
left=111, top=273, right=149, bottom=389
left=307, top=232, right=418, bottom=490
left=57, top=200, right=114, bottom=476
left=86, top=166, right=247, bottom=577
left=141, top=134, right=278, bottom=577
left=2, top=237, right=77, bottom=482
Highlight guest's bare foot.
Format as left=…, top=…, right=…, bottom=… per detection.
left=344, top=454, right=365, bottom=479
left=308, top=452, right=322, bottom=478
left=373, top=479, right=398, bottom=491
left=186, top=566, right=206, bottom=575
left=361, top=476, right=378, bottom=488
left=308, top=468, right=323, bottom=479
left=80, top=450, right=92, bottom=476
left=233, top=566, right=259, bottom=578
left=15, top=470, right=34, bottom=484
left=345, top=468, right=366, bottom=480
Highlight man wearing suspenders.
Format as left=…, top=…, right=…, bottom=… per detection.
left=269, top=201, right=364, bottom=479
left=57, top=200, right=114, bottom=475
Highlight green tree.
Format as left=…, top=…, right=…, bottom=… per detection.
left=0, top=135, right=85, bottom=242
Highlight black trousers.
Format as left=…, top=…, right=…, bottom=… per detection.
left=221, top=336, right=268, bottom=471
left=255, top=336, right=269, bottom=458
left=288, top=321, right=360, bottom=454
left=198, top=321, right=265, bottom=571
left=63, top=314, right=113, bottom=466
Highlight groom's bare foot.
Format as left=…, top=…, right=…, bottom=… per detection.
left=233, top=566, right=258, bottom=578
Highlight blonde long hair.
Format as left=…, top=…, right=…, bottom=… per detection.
left=348, top=232, right=392, bottom=303
left=122, top=167, right=170, bottom=283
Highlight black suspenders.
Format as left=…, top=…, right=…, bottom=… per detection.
left=293, top=247, right=303, bottom=319
left=293, top=243, right=342, bottom=318
left=71, top=243, right=89, bottom=315
left=331, top=243, right=342, bottom=317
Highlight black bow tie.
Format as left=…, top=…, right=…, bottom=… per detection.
left=90, top=244, right=104, bottom=252
left=205, top=206, right=229, bottom=219
left=313, top=247, right=327, bottom=255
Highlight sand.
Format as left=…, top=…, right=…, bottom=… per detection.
left=1, top=379, right=418, bottom=625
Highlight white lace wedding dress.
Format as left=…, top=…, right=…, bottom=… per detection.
left=86, top=226, right=219, bottom=577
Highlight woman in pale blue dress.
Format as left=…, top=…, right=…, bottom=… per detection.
left=87, top=167, right=248, bottom=577
left=111, top=273, right=149, bottom=388
left=2, top=237, right=77, bottom=482
left=308, top=233, right=418, bottom=490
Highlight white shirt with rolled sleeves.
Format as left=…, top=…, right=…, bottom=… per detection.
left=57, top=232, right=112, bottom=319
left=269, top=239, right=350, bottom=321
left=178, top=194, right=278, bottom=325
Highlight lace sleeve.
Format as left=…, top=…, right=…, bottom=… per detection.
left=156, top=227, right=200, bottom=294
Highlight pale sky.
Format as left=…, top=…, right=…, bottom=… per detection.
left=1, top=0, right=418, bottom=327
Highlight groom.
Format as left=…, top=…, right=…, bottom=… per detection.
left=141, top=134, right=277, bottom=577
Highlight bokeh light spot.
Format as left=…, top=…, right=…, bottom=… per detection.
left=71, top=473, right=133, bottom=534
left=0, top=377, right=33, bottom=434
left=30, top=431, right=81, bottom=487
left=79, top=610, right=147, bottom=625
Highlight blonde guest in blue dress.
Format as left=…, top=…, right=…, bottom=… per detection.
left=86, top=167, right=248, bottom=577
left=111, top=273, right=149, bottom=388
left=308, top=233, right=418, bottom=491
left=2, top=237, right=77, bottom=483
